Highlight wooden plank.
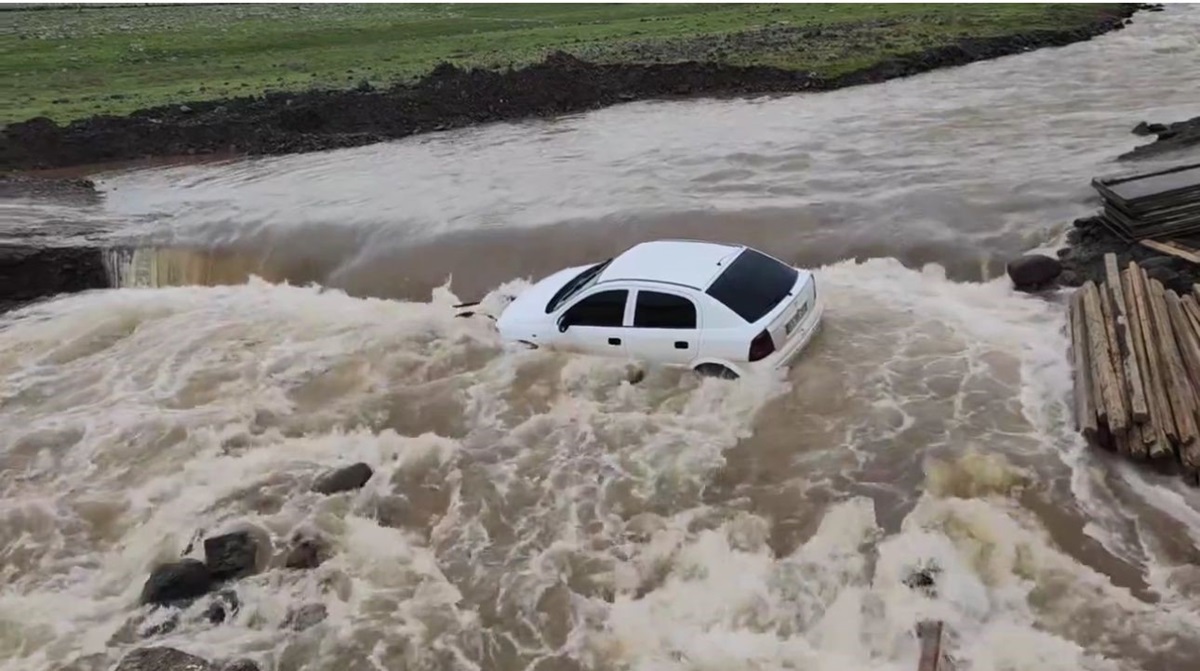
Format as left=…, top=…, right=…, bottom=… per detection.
left=1141, top=239, right=1200, bottom=264
left=1094, top=163, right=1200, bottom=206
left=1130, top=263, right=1179, bottom=452
left=1097, top=280, right=1131, bottom=448
left=1122, top=268, right=1158, bottom=452
left=1082, top=281, right=1128, bottom=434
left=1128, top=423, right=1150, bottom=460
left=1146, top=277, right=1199, bottom=447
left=1163, top=239, right=1200, bottom=255
left=1070, top=290, right=1099, bottom=441
left=1182, top=295, right=1200, bottom=337
left=1165, top=290, right=1200, bottom=478
left=1105, top=254, right=1149, bottom=423
left=916, top=620, right=951, bottom=671
left=1167, top=290, right=1200, bottom=392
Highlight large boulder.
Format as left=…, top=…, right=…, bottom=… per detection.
left=1006, top=254, right=1062, bottom=291
left=113, top=647, right=215, bottom=671
left=312, top=462, right=374, bottom=495
left=204, top=531, right=260, bottom=581
left=139, top=559, right=214, bottom=607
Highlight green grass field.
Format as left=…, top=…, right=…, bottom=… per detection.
left=1, top=3, right=1130, bottom=126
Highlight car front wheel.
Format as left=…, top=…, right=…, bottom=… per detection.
left=693, top=363, right=739, bottom=380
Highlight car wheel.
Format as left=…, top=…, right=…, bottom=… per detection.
left=693, top=363, right=739, bottom=380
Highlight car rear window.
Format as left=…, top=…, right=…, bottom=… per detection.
left=704, top=248, right=798, bottom=322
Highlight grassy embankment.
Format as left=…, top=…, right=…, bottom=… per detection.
left=2, top=2, right=1134, bottom=126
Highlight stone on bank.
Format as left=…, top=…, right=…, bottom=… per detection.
left=1006, top=253, right=1063, bottom=291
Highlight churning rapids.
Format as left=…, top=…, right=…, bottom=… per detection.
left=3, top=7, right=1200, bottom=671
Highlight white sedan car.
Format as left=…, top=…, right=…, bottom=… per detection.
left=494, top=239, right=823, bottom=379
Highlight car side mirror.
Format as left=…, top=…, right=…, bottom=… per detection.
left=557, top=315, right=570, bottom=333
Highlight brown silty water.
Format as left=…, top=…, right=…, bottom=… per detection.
left=3, top=7, right=1200, bottom=671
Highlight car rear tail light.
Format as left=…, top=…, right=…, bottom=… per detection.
left=748, top=329, right=775, bottom=362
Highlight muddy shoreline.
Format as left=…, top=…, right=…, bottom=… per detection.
left=1, top=4, right=1143, bottom=172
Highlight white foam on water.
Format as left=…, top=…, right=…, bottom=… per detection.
left=2, top=260, right=1199, bottom=671
left=0, top=277, right=790, bottom=670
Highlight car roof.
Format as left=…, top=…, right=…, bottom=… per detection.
left=595, top=239, right=745, bottom=290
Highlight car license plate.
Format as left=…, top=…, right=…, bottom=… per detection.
left=785, top=301, right=807, bottom=334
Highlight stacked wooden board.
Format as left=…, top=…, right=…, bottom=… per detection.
left=1068, top=254, right=1200, bottom=485
left=1091, top=162, right=1200, bottom=241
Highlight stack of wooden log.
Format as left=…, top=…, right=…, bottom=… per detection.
left=1069, top=253, right=1200, bottom=485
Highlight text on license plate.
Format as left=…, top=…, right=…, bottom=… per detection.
left=785, top=301, right=808, bottom=334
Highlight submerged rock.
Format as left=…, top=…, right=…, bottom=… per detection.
left=284, top=533, right=331, bottom=570
left=283, top=602, right=328, bottom=632
left=1006, top=253, right=1062, bottom=291
left=113, top=647, right=216, bottom=671
left=139, top=559, right=214, bottom=607
left=202, top=589, right=241, bottom=625
left=312, top=462, right=374, bottom=495
left=220, top=661, right=261, bottom=671
left=108, top=610, right=181, bottom=646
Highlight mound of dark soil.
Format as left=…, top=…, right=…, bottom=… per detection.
left=1056, top=215, right=1200, bottom=295
left=0, top=5, right=1141, bottom=171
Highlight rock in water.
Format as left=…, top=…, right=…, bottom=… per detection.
left=204, top=531, right=260, bottom=581
left=283, top=602, right=328, bottom=632
left=1006, top=254, right=1062, bottom=291
left=202, top=589, right=241, bottom=624
left=312, top=462, right=373, bottom=495
left=139, top=559, right=214, bottom=607
left=220, top=660, right=261, bottom=671
left=114, top=647, right=216, bottom=671
left=284, top=533, right=330, bottom=570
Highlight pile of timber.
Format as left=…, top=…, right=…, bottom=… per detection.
left=1091, top=162, right=1200, bottom=241
left=1069, top=253, right=1200, bottom=485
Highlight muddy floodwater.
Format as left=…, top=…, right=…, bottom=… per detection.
left=3, top=7, right=1200, bottom=671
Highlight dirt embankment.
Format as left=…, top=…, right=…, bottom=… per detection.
left=0, top=244, right=108, bottom=315
left=1, top=5, right=1143, bottom=172
left=0, top=174, right=108, bottom=314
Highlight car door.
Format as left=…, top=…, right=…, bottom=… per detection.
left=624, top=288, right=701, bottom=366
left=552, top=288, right=631, bottom=358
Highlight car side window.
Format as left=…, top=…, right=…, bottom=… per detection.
left=633, top=290, right=696, bottom=329
left=562, top=289, right=628, bottom=327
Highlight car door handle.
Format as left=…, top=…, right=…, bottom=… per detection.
left=608, top=337, right=621, bottom=346
left=674, top=341, right=688, bottom=349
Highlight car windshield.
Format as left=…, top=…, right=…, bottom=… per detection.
left=545, top=258, right=613, bottom=313
left=704, top=248, right=798, bottom=322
